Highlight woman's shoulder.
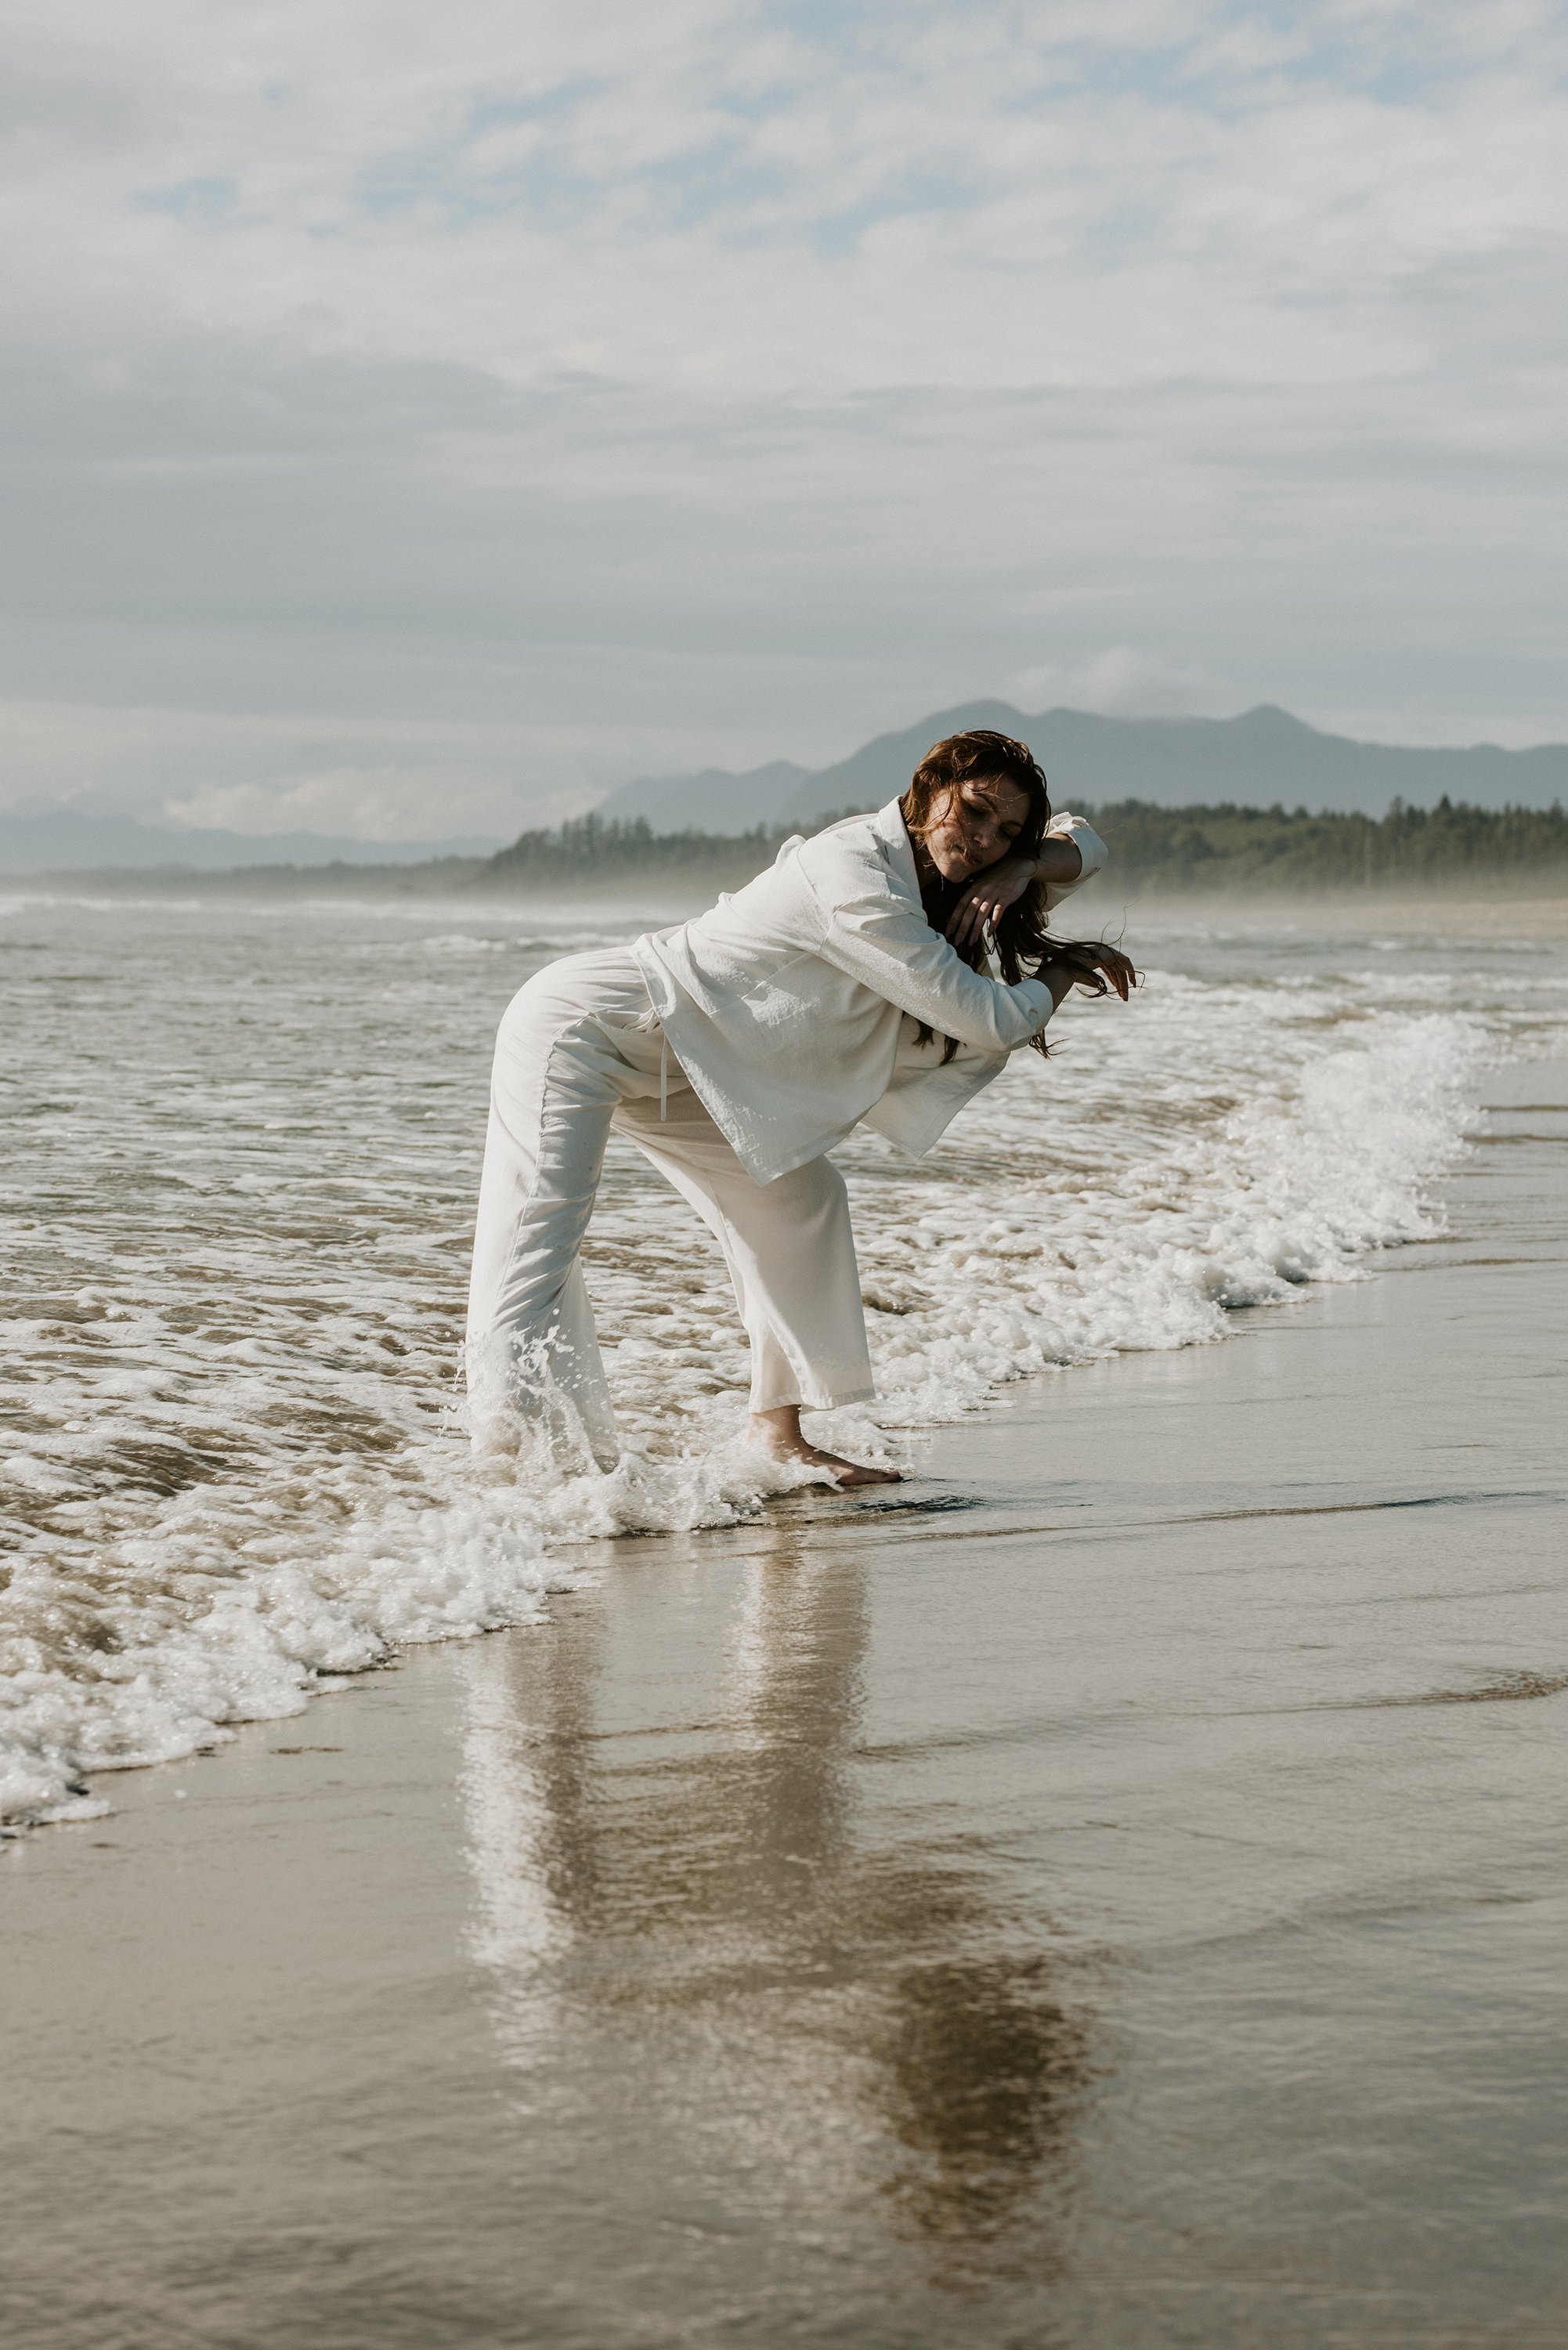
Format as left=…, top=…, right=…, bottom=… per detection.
left=683, top=816, right=869, bottom=945
left=794, top=801, right=914, bottom=900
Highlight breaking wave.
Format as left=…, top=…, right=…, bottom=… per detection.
left=3, top=895, right=1559, bottom=1823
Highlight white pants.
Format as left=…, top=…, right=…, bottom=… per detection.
left=465, top=949, right=874, bottom=1461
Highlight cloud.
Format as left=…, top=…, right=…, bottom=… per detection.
left=1007, top=649, right=1232, bottom=720
left=2, top=0, right=1566, bottom=833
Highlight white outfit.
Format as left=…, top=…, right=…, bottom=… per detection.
left=466, top=799, right=1106, bottom=1459
left=635, top=798, right=1105, bottom=1181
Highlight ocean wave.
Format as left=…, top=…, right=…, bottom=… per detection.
left=1, top=900, right=1555, bottom=1824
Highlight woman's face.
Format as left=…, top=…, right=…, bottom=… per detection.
left=919, top=773, right=1034, bottom=883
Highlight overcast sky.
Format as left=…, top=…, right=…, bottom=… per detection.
left=4, top=0, right=1566, bottom=839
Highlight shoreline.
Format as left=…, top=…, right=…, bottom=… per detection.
left=3, top=1030, right=1555, bottom=1831
left=4, top=1058, right=1565, bottom=2346
left=8, top=871, right=1568, bottom=939
left=1122, top=890, right=1568, bottom=938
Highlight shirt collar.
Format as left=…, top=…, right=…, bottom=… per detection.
left=871, top=796, right=921, bottom=902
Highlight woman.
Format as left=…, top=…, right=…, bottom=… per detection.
left=466, top=729, right=1136, bottom=1485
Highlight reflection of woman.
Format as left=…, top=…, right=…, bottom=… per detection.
left=459, top=1527, right=1096, bottom=2275
left=466, top=729, right=1135, bottom=1483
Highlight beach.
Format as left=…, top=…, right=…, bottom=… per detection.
left=1166, top=892, right=1568, bottom=942
left=2, top=898, right=1566, bottom=2344
left=10, top=0, right=1568, bottom=2326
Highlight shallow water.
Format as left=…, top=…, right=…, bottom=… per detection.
left=4, top=890, right=1566, bottom=1821
left=4, top=1137, right=1564, bottom=2348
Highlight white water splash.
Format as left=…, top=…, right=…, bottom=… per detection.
left=3, top=895, right=1559, bottom=1822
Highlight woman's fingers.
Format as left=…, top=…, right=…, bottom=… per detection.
left=1097, top=949, right=1134, bottom=1000
left=946, top=855, right=1040, bottom=945
left=947, top=893, right=995, bottom=945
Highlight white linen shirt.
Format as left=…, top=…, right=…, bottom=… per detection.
left=632, top=798, right=1107, bottom=1184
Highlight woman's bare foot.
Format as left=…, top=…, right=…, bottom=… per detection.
left=749, top=1405, right=901, bottom=1488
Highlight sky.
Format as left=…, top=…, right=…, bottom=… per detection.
left=3, top=0, right=1566, bottom=841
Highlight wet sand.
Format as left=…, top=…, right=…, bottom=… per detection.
left=3, top=1061, right=1566, bottom=2348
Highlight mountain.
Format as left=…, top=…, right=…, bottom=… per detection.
left=595, top=703, right=1568, bottom=830
left=593, top=759, right=814, bottom=833
left=13, top=702, right=1564, bottom=875
left=0, top=811, right=504, bottom=875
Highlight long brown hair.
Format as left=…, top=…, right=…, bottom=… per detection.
left=900, top=729, right=1133, bottom=1061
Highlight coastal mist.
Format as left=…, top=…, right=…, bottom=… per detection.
left=3, top=891, right=1564, bottom=1824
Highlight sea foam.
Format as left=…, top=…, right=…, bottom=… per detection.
left=2, top=898, right=1555, bottom=1824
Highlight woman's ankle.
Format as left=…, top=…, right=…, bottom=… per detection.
left=750, top=1405, right=805, bottom=1452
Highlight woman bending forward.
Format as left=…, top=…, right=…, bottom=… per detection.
left=465, top=728, right=1136, bottom=1486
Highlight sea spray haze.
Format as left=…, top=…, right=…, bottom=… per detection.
left=3, top=895, right=1565, bottom=1824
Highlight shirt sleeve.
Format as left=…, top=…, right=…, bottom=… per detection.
left=807, top=871, right=1053, bottom=1051
left=1041, top=813, right=1107, bottom=914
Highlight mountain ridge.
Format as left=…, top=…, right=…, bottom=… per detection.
left=8, top=703, right=1566, bottom=875
left=595, top=703, right=1568, bottom=829
left=0, top=810, right=504, bottom=875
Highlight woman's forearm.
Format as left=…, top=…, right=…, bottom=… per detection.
left=1039, top=958, right=1082, bottom=1010
left=1033, top=836, right=1084, bottom=887
left=943, top=825, right=1097, bottom=950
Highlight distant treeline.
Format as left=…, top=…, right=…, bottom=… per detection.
left=480, top=810, right=865, bottom=883
left=1096, top=797, right=1568, bottom=891
left=16, top=797, right=1568, bottom=898
left=479, top=797, right=1568, bottom=894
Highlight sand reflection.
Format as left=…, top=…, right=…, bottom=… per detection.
left=456, top=1527, right=1096, bottom=2276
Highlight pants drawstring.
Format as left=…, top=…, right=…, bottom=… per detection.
left=659, top=1032, right=669, bottom=1123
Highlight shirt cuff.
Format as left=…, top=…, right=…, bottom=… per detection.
left=1046, top=813, right=1107, bottom=880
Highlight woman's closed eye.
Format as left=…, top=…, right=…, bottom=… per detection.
left=961, top=791, right=1021, bottom=835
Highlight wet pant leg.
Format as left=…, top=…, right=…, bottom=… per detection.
left=466, top=949, right=876, bottom=1456
left=612, top=1088, right=874, bottom=1415
left=465, top=951, right=663, bottom=1464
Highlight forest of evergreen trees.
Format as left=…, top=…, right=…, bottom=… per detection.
left=479, top=797, right=1568, bottom=894
left=483, top=811, right=786, bottom=884
left=1091, top=797, right=1568, bottom=890
left=35, top=795, right=1566, bottom=897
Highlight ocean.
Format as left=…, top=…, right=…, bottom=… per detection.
left=4, top=888, right=1565, bottom=1827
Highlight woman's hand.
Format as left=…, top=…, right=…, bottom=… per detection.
left=1039, top=941, right=1137, bottom=1007
left=945, top=835, right=1084, bottom=951
left=945, top=854, right=1039, bottom=950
